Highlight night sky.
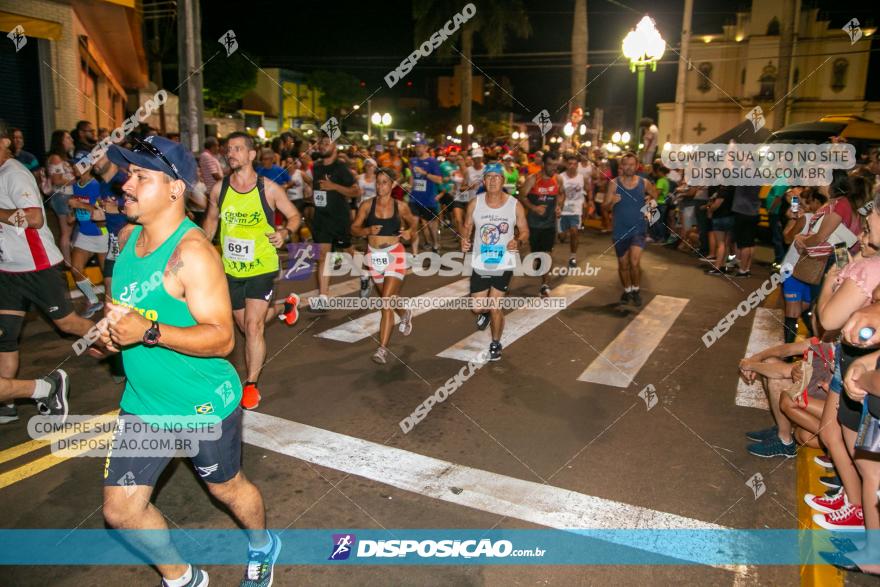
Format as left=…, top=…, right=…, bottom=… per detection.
left=201, top=0, right=879, bottom=132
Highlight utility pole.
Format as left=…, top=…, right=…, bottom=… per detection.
left=177, top=0, right=204, bottom=154
left=774, top=0, right=796, bottom=130
left=570, top=0, right=588, bottom=112
left=673, top=0, right=693, bottom=143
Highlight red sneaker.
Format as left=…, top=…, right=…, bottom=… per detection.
left=813, top=454, right=834, bottom=468
left=804, top=489, right=846, bottom=514
left=278, top=293, right=300, bottom=326
left=813, top=503, right=864, bottom=531
left=241, top=383, right=261, bottom=410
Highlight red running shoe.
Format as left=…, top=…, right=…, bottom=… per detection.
left=804, top=488, right=845, bottom=514
left=278, top=293, right=301, bottom=326
left=241, top=383, right=261, bottom=410
left=813, top=503, right=864, bottom=531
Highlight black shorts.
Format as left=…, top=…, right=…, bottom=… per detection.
left=0, top=264, right=73, bottom=320
left=413, top=202, right=439, bottom=222
left=227, top=272, right=276, bottom=311
left=470, top=270, right=513, bottom=294
left=103, top=407, right=242, bottom=487
left=733, top=213, right=758, bottom=248
left=439, top=194, right=454, bottom=209
left=528, top=226, right=556, bottom=253
left=313, top=217, right=351, bottom=250
left=103, top=259, right=116, bottom=278
left=291, top=199, right=307, bottom=215
left=451, top=200, right=468, bottom=211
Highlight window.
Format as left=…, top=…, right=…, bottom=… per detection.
left=767, top=17, right=780, bottom=36
left=758, top=62, right=777, bottom=100
left=697, top=62, right=712, bottom=92
left=741, top=69, right=746, bottom=85
left=831, top=58, right=848, bottom=92
left=793, top=67, right=800, bottom=86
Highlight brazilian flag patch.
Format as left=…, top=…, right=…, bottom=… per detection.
left=195, top=402, right=215, bottom=415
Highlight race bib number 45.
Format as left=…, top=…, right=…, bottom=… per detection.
left=224, top=236, right=254, bottom=263
left=313, top=190, right=328, bottom=207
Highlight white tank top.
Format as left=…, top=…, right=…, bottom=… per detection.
left=287, top=169, right=304, bottom=200
left=561, top=172, right=585, bottom=216
left=462, top=165, right=483, bottom=203
left=471, top=193, right=518, bottom=273
left=358, top=175, right=377, bottom=205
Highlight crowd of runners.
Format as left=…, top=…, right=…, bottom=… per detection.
left=4, top=113, right=880, bottom=583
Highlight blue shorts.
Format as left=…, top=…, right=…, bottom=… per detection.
left=829, top=345, right=842, bottom=395
left=559, top=215, right=581, bottom=231
left=782, top=276, right=812, bottom=304
left=613, top=232, right=647, bottom=258
left=711, top=215, right=734, bottom=232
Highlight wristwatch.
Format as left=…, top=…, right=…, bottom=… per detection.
left=143, top=321, right=161, bottom=347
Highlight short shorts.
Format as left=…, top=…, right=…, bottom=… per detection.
left=528, top=226, right=556, bottom=253
left=733, top=213, right=758, bottom=248
left=48, top=193, right=71, bottom=216
left=412, top=202, right=439, bottom=222
left=559, top=215, right=581, bottom=232
left=783, top=276, right=812, bottom=304
left=366, top=242, right=407, bottom=284
left=226, top=272, right=276, bottom=311
left=711, top=215, right=734, bottom=233
left=73, top=231, right=109, bottom=254
left=102, top=407, right=242, bottom=487
left=613, top=231, right=647, bottom=258
left=470, top=270, right=513, bottom=294
left=0, top=264, right=73, bottom=320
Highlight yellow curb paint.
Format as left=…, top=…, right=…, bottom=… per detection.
left=0, top=411, right=118, bottom=467
left=798, top=446, right=843, bottom=587
left=0, top=431, right=115, bottom=491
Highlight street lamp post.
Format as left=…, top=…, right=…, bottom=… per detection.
left=372, top=112, right=392, bottom=143
left=622, top=16, right=666, bottom=147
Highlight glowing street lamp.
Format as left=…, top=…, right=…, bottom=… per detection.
left=372, top=112, right=391, bottom=141
left=611, top=131, right=622, bottom=144
left=563, top=122, right=575, bottom=137
left=622, top=16, right=665, bottom=146
left=621, top=131, right=631, bottom=144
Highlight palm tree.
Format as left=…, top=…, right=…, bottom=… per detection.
left=570, top=0, right=588, bottom=112
left=413, top=0, right=531, bottom=145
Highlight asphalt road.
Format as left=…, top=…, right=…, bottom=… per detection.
left=0, top=228, right=825, bottom=586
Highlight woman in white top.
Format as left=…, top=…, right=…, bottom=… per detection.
left=357, top=158, right=378, bottom=206
left=45, top=130, right=76, bottom=264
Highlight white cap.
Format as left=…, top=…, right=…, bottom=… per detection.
left=472, top=147, right=484, bottom=158
left=502, top=153, right=513, bottom=161
left=364, top=157, right=377, bottom=167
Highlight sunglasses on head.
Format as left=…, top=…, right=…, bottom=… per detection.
left=132, top=140, right=181, bottom=181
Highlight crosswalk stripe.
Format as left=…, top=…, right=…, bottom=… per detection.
left=316, top=279, right=470, bottom=343
left=735, top=308, right=783, bottom=410
left=273, top=278, right=362, bottom=308
left=577, top=295, right=689, bottom=388
left=436, top=284, right=592, bottom=362
left=0, top=410, right=119, bottom=467
left=243, top=410, right=724, bottom=531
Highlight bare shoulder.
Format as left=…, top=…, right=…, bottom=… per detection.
left=174, top=227, right=220, bottom=270
left=117, top=223, right=136, bottom=250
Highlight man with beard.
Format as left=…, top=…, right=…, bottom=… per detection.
left=202, top=132, right=302, bottom=409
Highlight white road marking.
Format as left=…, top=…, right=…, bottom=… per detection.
left=437, top=284, right=592, bottom=362
left=577, top=295, right=689, bottom=388
left=316, top=279, right=470, bottom=343
left=273, top=278, right=362, bottom=308
left=243, top=411, right=741, bottom=566
left=735, top=308, right=783, bottom=410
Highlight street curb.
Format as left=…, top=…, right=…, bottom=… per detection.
left=797, top=446, right=843, bottom=587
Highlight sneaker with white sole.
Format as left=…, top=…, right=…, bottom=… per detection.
left=813, top=503, right=864, bottom=531
left=160, top=566, right=208, bottom=587
left=398, top=310, right=413, bottom=336
left=804, top=488, right=846, bottom=514
left=475, top=312, right=490, bottom=331
left=814, top=454, right=834, bottom=468
left=36, top=369, right=70, bottom=424
left=372, top=347, right=388, bottom=364
left=240, top=532, right=282, bottom=587
left=0, top=404, right=18, bottom=424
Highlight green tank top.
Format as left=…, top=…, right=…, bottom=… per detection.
left=219, top=176, right=279, bottom=278
left=111, top=218, right=242, bottom=418
left=503, top=168, right=519, bottom=197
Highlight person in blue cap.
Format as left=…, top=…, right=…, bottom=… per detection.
left=98, top=135, right=281, bottom=587
left=408, top=139, right=444, bottom=254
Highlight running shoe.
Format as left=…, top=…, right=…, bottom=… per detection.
left=431, top=246, right=440, bottom=254
left=805, top=488, right=846, bottom=514
left=734, top=270, right=752, bottom=278
left=814, top=454, right=834, bottom=469
left=489, top=340, right=502, bottom=362
left=278, top=293, right=301, bottom=325
left=372, top=347, right=388, bottom=365
left=0, top=404, right=18, bottom=424
left=818, top=551, right=860, bottom=571
left=82, top=301, right=104, bottom=319
left=359, top=276, right=371, bottom=299
left=568, top=257, right=577, bottom=269
left=630, top=291, right=643, bottom=307
left=813, top=503, right=864, bottom=531
left=706, top=267, right=728, bottom=276
left=161, top=566, right=208, bottom=587
left=699, top=257, right=717, bottom=263
left=241, top=383, right=261, bottom=410
left=240, top=532, right=282, bottom=587
left=398, top=310, right=413, bottom=336
left=475, top=312, right=490, bottom=331
left=747, top=436, right=796, bottom=458
left=36, top=369, right=70, bottom=423
left=619, top=291, right=632, bottom=304
left=540, top=284, right=551, bottom=298
left=820, top=475, right=842, bottom=489
left=745, top=425, right=778, bottom=442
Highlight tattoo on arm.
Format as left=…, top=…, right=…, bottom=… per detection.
left=165, top=246, right=185, bottom=277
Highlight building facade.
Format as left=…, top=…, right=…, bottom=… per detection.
left=657, top=0, right=879, bottom=144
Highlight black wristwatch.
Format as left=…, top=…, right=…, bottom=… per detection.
left=143, top=321, right=161, bottom=347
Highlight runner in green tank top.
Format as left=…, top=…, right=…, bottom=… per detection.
left=101, top=137, right=281, bottom=587
left=202, top=132, right=302, bottom=410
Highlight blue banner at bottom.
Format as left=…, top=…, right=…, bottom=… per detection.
left=0, top=529, right=877, bottom=565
